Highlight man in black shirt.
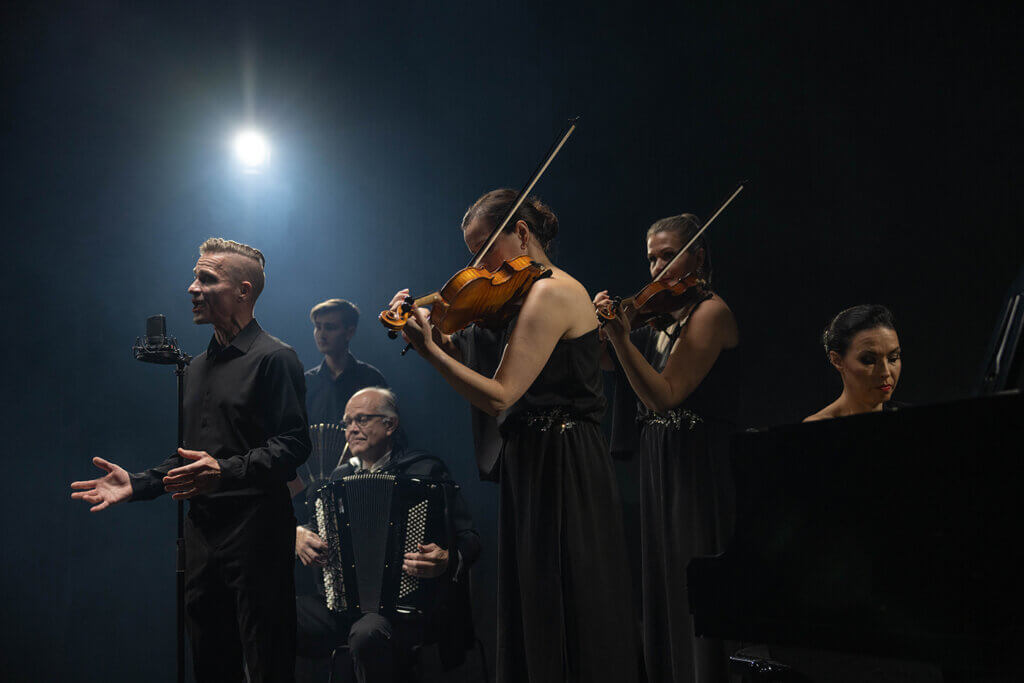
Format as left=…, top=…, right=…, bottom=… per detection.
left=304, top=298, right=387, bottom=426
left=294, top=387, right=481, bottom=683
left=70, top=238, right=311, bottom=682
left=290, top=299, right=386, bottom=500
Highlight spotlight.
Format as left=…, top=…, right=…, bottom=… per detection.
left=232, top=129, right=270, bottom=172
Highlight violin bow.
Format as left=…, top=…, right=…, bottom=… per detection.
left=469, top=116, right=579, bottom=267
left=394, top=117, right=580, bottom=353
left=652, top=181, right=746, bottom=282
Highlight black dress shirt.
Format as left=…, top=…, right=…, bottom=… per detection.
left=129, top=319, right=311, bottom=503
left=304, top=353, right=388, bottom=425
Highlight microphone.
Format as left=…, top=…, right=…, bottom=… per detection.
left=133, top=314, right=192, bottom=365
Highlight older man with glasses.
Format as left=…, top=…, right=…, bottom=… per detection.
left=293, top=387, right=481, bottom=683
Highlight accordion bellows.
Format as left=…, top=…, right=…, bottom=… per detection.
left=311, top=472, right=449, bottom=619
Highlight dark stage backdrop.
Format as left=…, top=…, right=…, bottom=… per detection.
left=1, top=2, right=1020, bottom=681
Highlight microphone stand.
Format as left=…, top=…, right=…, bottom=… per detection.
left=134, top=315, right=192, bottom=683
left=174, top=357, right=187, bottom=683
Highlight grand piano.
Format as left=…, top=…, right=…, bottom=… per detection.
left=688, top=391, right=1024, bottom=681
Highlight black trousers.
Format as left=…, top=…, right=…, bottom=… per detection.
left=296, top=594, right=420, bottom=683
left=185, top=496, right=297, bottom=683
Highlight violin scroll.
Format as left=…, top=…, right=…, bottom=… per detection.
left=380, top=297, right=414, bottom=334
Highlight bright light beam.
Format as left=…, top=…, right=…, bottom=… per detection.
left=232, top=129, right=270, bottom=172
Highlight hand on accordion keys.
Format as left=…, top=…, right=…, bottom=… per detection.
left=403, top=543, right=449, bottom=579
left=296, top=527, right=328, bottom=567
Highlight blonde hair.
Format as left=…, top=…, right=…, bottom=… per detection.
left=198, top=238, right=266, bottom=300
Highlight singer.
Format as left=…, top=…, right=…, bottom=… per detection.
left=70, top=238, right=311, bottom=683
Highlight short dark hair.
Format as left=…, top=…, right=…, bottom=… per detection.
left=822, top=304, right=897, bottom=357
left=461, top=189, right=560, bottom=251
left=309, top=298, right=360, bottom=328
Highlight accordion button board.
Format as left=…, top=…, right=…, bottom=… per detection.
left=310, top=472, right=450, bottom=621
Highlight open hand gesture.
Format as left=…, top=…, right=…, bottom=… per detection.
left=70, top=457, right=132, bottom=512
left=163, top=448, right=222, bottom=500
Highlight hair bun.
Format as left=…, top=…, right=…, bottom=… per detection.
left=528, top=197, right=559, bottom=248
left=462, top=189, right=561, bottom=251
left=822, top=304, right=897, bottom=358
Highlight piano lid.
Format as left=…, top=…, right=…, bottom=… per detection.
left=688, top=391, right=1024, bottom=673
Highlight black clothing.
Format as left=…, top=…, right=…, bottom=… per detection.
left=295, top=353, right=387, bottom=533
left=185, top=498, right=297, bottom=682
left=304, top=354, right=388, bottom=425
left=611, top=322, right=740, bottom=683
left=296, top=447, right=481, bottom=679
left=327, top=448, right=482, bottom=582
left=451, top=325, right=507, bottom=480
left=456, top=324, right=639, bottom=683
left=129, top=319, right=311, bottom=683
left=130, top=319, right=311, bottom=501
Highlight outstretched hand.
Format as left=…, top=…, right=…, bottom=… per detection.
left=163, top=448, right=222, bottom=500
left=70, top=457, right=132, bottom=512
left=403, top=542, right=449, bottom=579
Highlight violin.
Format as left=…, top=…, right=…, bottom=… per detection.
left=380, top=118, right=578, bottom=346
left=597, top=182, right=745, bottom=331
left=597, top=272, right=711, bottom=331
left=380, top=255, right=552, bottom=335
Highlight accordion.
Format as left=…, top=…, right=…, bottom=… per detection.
left=309, top=472, right=450, bottom=620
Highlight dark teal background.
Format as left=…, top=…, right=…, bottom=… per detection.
left=2, top=2, right=1020, bottom=680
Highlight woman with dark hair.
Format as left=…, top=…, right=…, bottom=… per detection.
left=596, top=213, right=739, bottom=683
left=804, top=304, right=901, bottom=421
left=388, top=189, right=638, bottom=683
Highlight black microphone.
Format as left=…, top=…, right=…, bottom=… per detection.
left=134, top=314, right=191, bottom=365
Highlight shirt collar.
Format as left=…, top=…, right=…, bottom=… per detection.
left=313, top=352, right=356, bottom=380
left=355, top=449, right=392, bottom=473
left=207, top=318, right=261, bottom=357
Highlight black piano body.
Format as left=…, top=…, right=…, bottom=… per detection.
left=688, top=391, right=1024, bottom=679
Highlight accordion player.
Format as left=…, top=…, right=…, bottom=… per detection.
left=309, top=471, right=455, bottom=622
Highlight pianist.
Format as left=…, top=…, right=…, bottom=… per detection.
left=805, top=304, right=902, bottom=422
left=293, top=387, right=481, bottom=683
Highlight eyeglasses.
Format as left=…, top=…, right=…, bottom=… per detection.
left=340, top=414, right=389, bottom=430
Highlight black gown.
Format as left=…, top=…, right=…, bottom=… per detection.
left=455, top=325, right=639, bottom=683
left=611, top=318, right=740, bottom=683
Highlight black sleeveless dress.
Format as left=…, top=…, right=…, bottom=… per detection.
left=611, top=320, right=740, bottom=683
left=455, top=325, right=639, bottom=683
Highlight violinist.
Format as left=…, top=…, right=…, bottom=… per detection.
left=388, top=189, right=638, bottom=683
left=596, top=213, right=739, bottom=683
left=804, top=304, right=901, bottom=421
